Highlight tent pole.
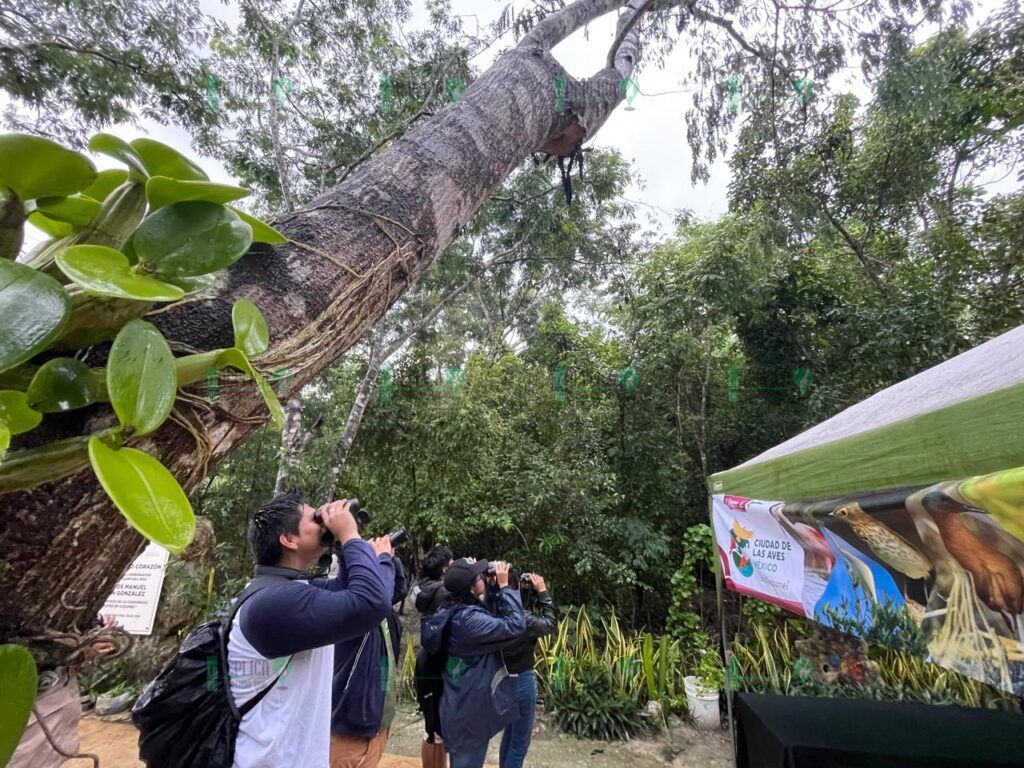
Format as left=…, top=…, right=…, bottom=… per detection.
left=713, top=495, right=738, bottom=766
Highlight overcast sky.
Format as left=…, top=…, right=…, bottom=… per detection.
left=13, top=0, right=1011, bottom=249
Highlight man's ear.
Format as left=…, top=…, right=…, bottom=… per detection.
left=279, top=531, right=300, bottom=552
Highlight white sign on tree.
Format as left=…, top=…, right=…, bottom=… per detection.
left=99, top=543, right=170, bottom=635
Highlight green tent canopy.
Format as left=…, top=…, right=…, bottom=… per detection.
left=710, top=324, right=1024, bottom=500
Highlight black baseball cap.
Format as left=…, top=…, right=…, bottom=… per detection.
left=444, top=558, right=489, bottom=595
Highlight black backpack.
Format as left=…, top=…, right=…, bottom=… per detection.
left=131, top=569, right=298, bottom=768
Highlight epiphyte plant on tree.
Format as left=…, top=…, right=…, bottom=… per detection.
left=0, top=132, right=286, bottom=557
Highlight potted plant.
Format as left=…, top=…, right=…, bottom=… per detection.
left=684, top=649, right=723, bottom=730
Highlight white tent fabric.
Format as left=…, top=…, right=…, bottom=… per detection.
left=734, top=324, right=1024, bottom=470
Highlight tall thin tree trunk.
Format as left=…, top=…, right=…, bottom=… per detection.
left=321, top=269, right=480, bottom=495
left=0, top=0, right=656, bottom=639
left=274, top=396, right=306, bottom=493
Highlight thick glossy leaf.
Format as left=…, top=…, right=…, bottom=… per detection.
left=121, top=234, right=139, bottom=265
left=146, top=177, right=248, bottom=211
left=0, top=260, right=70, bottom=373
left=232, top=298, right=269, bottom=357
left=0, top=421, right=9, bottom=455
left=0, top=390, right=42, bottom=434
left=134, top=201, right=252, bottom=278
left=82, top=169, right=129, bottom=202
left=227, top=206, right=287, bottom=244
left=88, top=438, right=195, bottom=555
left=57, top=245, right=184, bottom=302
left=27, top=211, right=73, bottom=238
left=0, top=644, right=37, bottom=768
left=88, top=133, right=148, bottom=177
left=27, top=357, right=99, bottom=413
left=0, top=134, right=96, bottom=200
left=131, top=139, right=208, bottom=181
left=219, top=347, right=284, bottom=430
left=163, top=273, right=217, bottom=295
left=35, top=195, right=103, bottom=226
left=108, top=320, right=176, bottom=436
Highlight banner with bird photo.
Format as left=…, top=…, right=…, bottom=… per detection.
left=713, top=465, right=1024, bottom=696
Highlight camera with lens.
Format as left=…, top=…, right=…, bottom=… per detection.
left=389, top=527, right=410, bottom=548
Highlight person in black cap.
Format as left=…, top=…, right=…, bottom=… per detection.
left=420, top=558, right=526, bottom=768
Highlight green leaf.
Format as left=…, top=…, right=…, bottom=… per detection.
left=130, top=138, right=208, bottom=181
left=88, top=437, right=195, bottom=555
left=57, top=245, right=185, bottom=302
left=107, top=320, right=176, bottom=436
left=34, top=195, right=103, bottom=226
left=27, top=211, right=74, bottom=238
left=146, top=176, right=250, bottom=210
left=0, top=644, right=37, bottom=767
left=0, top=260, right=70, bottom=373
left=87, top=133, right=148, bottom=178
left=26, top=358, right=100, bottom=413
left=232, top=298, right=269, bottom=357
left=133, top=201, right=252, bottom=278
left=0, top=134, right=96, bottom=200
left=0, top=390, right=42, bottom=434
left=219, top=347, right=284, bottom=429
left=163, top=273, right=217, bottom=295
left=0, top=421, right=9, bottom=455
left=82, top=169, right=130, bottom=202
left=228, top=206, right=287, bottom=244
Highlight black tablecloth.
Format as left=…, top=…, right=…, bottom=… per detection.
left=735, top=692, right=1024, bottom=768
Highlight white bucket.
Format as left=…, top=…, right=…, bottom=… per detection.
left=683, top=675, right=720, bottom=730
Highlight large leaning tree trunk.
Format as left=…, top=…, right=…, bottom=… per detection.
left=0, top=0, right=655, bottom=640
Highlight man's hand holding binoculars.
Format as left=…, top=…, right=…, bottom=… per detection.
left=369, top=536, right=394, bottom=558
left=317, top=499, right=359, bottom=544
left=491, top=561, right=511, bottom=588
left=522, top=573, right=547, bottom=593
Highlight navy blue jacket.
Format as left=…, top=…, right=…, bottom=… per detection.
left=330, top=545, right=398, bottom=739
left=420, top=588, right=526, bottom=753
left=240, top=538, right=392, bottom=657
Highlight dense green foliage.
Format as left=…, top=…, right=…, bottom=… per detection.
left=196, top=11, right=1022, bottom=637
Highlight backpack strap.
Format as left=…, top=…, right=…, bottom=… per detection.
left=220, top=571, right=304, bottom=720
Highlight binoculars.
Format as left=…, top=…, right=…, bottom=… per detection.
left=313, top=498, right=410, bottom=550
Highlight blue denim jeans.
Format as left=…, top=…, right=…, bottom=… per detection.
left=449, top=739, right=490, bottom=768
left=499, top=670, right=537, bottom=768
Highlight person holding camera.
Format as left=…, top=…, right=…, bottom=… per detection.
left=498, top=573, right=557, bottom=768
left=413, top=545, right=454, bottom=768
left=329, top=535, right=404, bottom=767
left=421, top=558, right=526, bottom=768
left=227, top=492, right=394, bottom=767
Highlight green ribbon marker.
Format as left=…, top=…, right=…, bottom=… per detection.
left=727, top=366, right=740, bottom=403
left=446, top=77, right=467, bottom=102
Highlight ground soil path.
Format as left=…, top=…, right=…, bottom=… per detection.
left=67, top=704, right=732, bottom=767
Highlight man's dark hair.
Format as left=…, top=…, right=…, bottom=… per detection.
left=248, top=490, right=304, bottom=566
left=422, top=545, right=454, bottom=580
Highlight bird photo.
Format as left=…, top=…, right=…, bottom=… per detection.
left=831, top=503, right=933, bottom=581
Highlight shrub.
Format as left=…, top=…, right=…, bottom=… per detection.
left=548, top=660, right=648, bottom=741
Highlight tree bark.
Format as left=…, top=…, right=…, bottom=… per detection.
left=274, top=395, right=306, bottom=493
left=0, top=0, right=656, bottom=639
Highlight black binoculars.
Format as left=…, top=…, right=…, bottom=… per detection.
left=313, top=498, right=410, bottom=550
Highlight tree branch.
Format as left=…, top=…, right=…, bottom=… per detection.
left=606, top=0, right=655, bottom=69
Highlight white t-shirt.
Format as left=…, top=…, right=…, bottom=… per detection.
left=228, top=596, right=334, bottom=767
